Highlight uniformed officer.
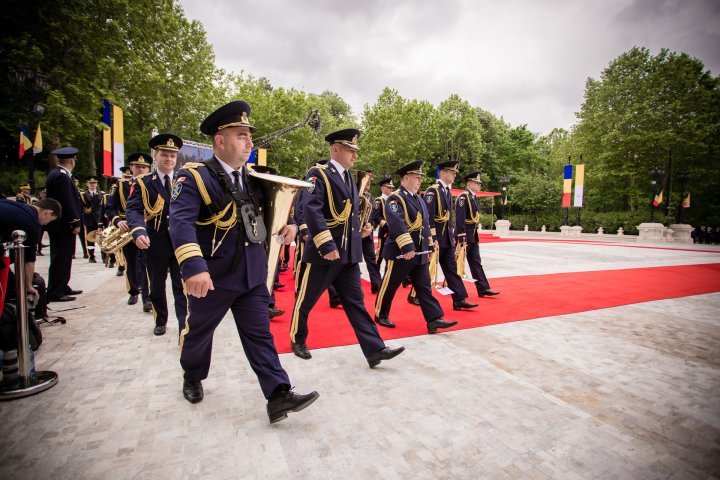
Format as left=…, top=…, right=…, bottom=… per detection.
left=45, top=147, right=83, bottom=302
left=170, top=100, right=318, bottom=422
left=106, top=153, right=151, bottom=305
left=420, top=160, right=478, bottom=311
left=80, top=175, right=102, bottom=263
left=98, top=178, right=117, bottom=268
left=15, top=183, right=33, bottom=204
left=456, top=172, right=500, bottom=297
left=290, top=128, right=405, bottom=365
left=126, top=134, right=188, bottom=336
left=374, top=160, right=458, bottom=333
left=371, top=177, right=394, bottom=275
left=292, top=165, right=342, bottom=307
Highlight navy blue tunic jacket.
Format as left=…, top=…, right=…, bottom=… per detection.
left=126, top=172, right=173, bottom=255
left=424, top=182, right=455, bottom=248
left=44, top=166, right=81, bottom=234
left=455, top=189, right=481, bottom=244
left=80, top=189, right=102, bottom=230
left=302, top=162, right=362, bottom=265
left=169, top=159, right=266, bottom=292
left=105, top=179, right=133, bottom=228
left=381, top=185, right=433, bottom=265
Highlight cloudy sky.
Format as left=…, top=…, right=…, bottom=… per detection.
left=179, top=0, right=719, bottom=136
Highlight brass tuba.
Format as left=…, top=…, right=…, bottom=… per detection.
left=97, top=225, right=133, bottom=254
left=455, top=241, right=467, bottom=278
left=248, top=169, right=312, bottom=295
left=356, top=170, right=375, bottom=228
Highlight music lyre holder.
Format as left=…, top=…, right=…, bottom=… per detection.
left=0, top=230, right=59, bottom=400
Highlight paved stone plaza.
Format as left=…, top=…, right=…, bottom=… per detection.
left=1, top=238, right=719, bottom=479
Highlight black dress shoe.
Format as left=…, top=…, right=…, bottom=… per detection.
left=109, top=262, right=115, bottom=268
left=407, top=295, right=420, bottom=306
left=89, top=257, right=97, bottom=263
left=329, top=297, right=342, bottom=309
left=374, top=316, right=396, bottom=328
left=83, top=253, right=89, bottom=259
left=268, top=306, right=285, bottom=319
left=279, top=262, right=289, bottom=272
left=371, top=285, right=379, bottom=294
left=128, top=294, right=138, bottom=305
left=49, top=295, right=76, bottom=302
left=36, top=251, right=44, bottom=256
left=143, top=301, right=153, bottom=312
left=273, top=281, right=285, bottom=289
left=453, top=299, right=478, bottom=310
left=291, top=342, right=312, bottom=360
left=401, top=278, right=412, bottom=288
left=367, top=346, right=406, bottom=368
left=116, top=269, right=124, bottom=277
left=183, top=380, right=203, bottom=403
left=66, top=289, right=83, bottom=295
left=427, top=318, right=458, bottom=334
left=478, top=289, right=500, bottom=297
left=267, top=389, right=319, bottom=424
left=154, top=325, right=166, bottom=336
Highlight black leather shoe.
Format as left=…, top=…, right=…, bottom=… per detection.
left=267, top=389, right=319, bottom=424
left=109, top=262, right=115, bottom=268
left=401, top=278, right=412, bottom=288
left=453, top=299, right=478, bottom=310
left=371, top=284, right=380, bottom=294
left=116, top=269, right=124, bottom=277
left=329, top=297, right=342, bottom=309
left=291, top=342, right=312, bottom=360
left=143, top=301, right=153, bottom=312
left=367, top=346, right=406, bottom=368
left=83, top=253, right=89, bottom=259
left=268, top=306, right=285, bottom=319
left=154, top=325, right=166, bottom=336
left=128, top=294, right=138, bottom=305
left=374, top=316, right=396, bottom=328
left=279, top=262, right=289, bottom=272
left=183, top=380, right=203, bottom=403
left=273, top=281, right=285, bottom=289
left=89, top=257, right=97, bottom=263
left=36, top=251, right=44, bottom=256
left=66, top=289, right=83, bottom=295
left=427, top=318, right=458, bottom=334
left=478, top=289, right=500, bottom=297
left=49, top=295, right=75, bottom=302
left=407, top=295, right=420, bottom=306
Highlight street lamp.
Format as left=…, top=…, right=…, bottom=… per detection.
left=676, top=171, right=692, bottom=224
left=499, top=175, right=509, bottom=220
left=8, top=65, right=49, bottom=193
left=649, top=165, right=665, bottom=223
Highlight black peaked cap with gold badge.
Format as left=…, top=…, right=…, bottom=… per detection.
left=149, top=133, right=183, bottom=151
left=52, top=146, right=79, bottom=159
left=325, top=128, right=361, bottom=151
left=437, top=160, right=460, bottom=172
left=127, top=152, right=153, bottom=167
left=395, top=160, right=424, bottom=176
left=463, top=171, right=482, bottom=183
left=378, top=177, right=394, bottom=188
left=200, top=100, right=255, bottom=135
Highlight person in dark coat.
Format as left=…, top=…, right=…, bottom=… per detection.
left=80, top=175, right=102, bottom=263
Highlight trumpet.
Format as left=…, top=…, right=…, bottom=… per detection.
left=248, top=169, right=311, bottom=295
left=356, top=170, right=375, bottom=228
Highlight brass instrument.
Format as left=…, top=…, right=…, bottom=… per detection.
left=97, top=225, right=133, bottom=254
left=428, top=248, right=440, bottom=288
left=455, top=241, right=467, bottom=278
left=248, top=169, right=312, bottom=295
left=356, top=170, right=375, bottom=228
left=86, top=229, right=98, bottom=243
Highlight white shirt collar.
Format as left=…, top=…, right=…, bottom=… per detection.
left=329, top=159, right=346, bottom=177
left=381, top=193, right=388, bottom=200
left=59, top=166, right=71, bottom=176
left=438, top=179, right=449, bottom=190
left=215, top=155, right=242, bottom=177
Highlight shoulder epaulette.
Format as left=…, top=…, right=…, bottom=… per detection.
left=181, top=162, right=206, bottom=170
left=315, top=163, right=328, bottom=171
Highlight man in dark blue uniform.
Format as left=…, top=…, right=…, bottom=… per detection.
left=0, top=198, right=61, bottom=305
left=45, top=147, right=83, bottom=302
left=80, top=176, right=102, bottom=264
left=15, top=183, right=33, bottom=204
left=106, top=153, right=151, bottom=306
left=170, top=100, right=318, bottom=422
left=420, top=160, right=478, bottom=311
left=126, top=134, right=188, bottom=336
left=358, top=170, right=382, bottom=294
left=371, top=177, right=394, bottom=276
left=289, top=128, right=405, bottom=365
left=455, top=172, right=500, bottom=297
left=374, top=160, right=458, bottom=333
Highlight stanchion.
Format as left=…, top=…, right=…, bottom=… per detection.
left=0, top=230, right=58, bottom=400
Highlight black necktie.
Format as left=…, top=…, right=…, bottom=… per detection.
left=232, top=171, right=241, bottom=192
left=163, top=175, right=171, bottom=194
left=344, top=171, right=352, bottom=193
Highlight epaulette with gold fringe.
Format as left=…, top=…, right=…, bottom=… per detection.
left=181, top=162, right=207, bottom=170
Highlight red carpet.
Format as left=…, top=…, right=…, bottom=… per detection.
left=269, top=259, right=720, bottom=354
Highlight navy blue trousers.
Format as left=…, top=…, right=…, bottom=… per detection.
left=466, top=242, right=491, bottom=293
left=47, top=231, right=74, bottom=299
left=147, top=252, right=186, bottom=330
left=375, top=258, right=444, bottom=323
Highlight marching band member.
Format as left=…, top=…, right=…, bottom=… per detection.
left=80, top=175, right=102, bottom=263
left=371, top=177, right=393, bottom=275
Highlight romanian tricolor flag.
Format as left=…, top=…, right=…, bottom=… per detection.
left=19, top=125, right=32, bottom=159
left=112, top=104, right=124, bottom=177
left=33, top=123, right=43, bottom=154
left=573, top=164, right=585, bottom=207
left=681, top=193, right=691, bottom=208
left=102, top=100, right=113, bottom=177
left=653, top=190, right=663, bottom=207
left=562, top=164, right=572, bottom=207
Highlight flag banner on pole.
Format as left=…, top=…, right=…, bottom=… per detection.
left=682, top=193, right=691, bottom=208
left=562, top=164, right=572, bottom=207
left=257, top=148, right=267, bottom=166
left=653, top=190, right=663, bottom=207
left=19, top=125, right=32, bottom=159
left=33, top=123, right=43, bottom=154
left=112, top=104, right=124, bottom=178
left=573, top=164, right=585, bottom=207
left=102, top=100, right=113, bottom=177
